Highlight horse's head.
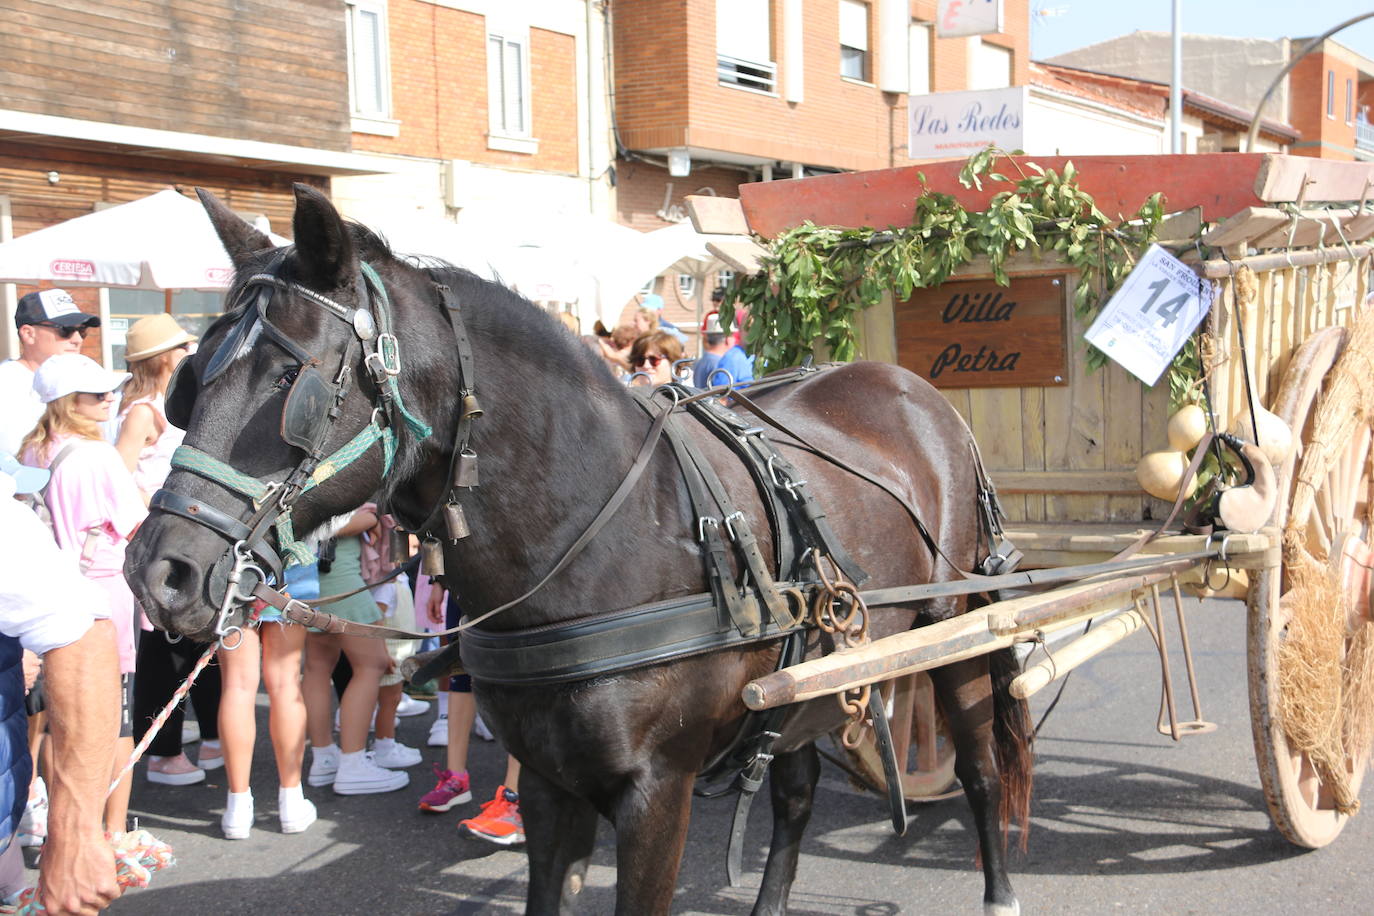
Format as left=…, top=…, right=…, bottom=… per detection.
left=126, top=183, right=451, bottom=641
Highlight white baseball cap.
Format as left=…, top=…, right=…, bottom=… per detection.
left=33, top=353, right=131, bottom=404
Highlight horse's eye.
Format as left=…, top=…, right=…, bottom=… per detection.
left=274, top=366, right=301, bottom=390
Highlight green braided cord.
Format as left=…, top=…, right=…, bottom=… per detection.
left=360, top=261, right=432, bottom=442
left=276, top=514, right=316, bottom=567
left=171, top=447, right=271, bottom=502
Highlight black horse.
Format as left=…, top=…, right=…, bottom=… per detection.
left=125, top=184, right=1033, bottom=915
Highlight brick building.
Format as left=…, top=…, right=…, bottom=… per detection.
left=610, top=0, right=1032, bottom=334
left=0, top=0, right=387, bottom=364
left=1048, top=31, right=1374, bottom=161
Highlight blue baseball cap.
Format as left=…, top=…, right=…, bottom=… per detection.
left=0, top=451, right=49, bottom=495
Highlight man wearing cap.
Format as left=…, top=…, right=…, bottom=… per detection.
left=694, top=307, right=733, bottom=389
left=0, top=452, right=122, bottom=914
left=0, top=290, right=100, bottom=457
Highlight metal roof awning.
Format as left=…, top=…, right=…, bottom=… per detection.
left=0, top=109, right=394, bottom=178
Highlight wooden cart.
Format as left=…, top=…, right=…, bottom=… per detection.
left=689, top=153, right=1374, bottom=848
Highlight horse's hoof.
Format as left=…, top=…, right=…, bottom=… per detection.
left=985, top=901, right=1020, bottom=916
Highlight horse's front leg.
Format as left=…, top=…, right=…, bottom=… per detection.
left=521, top=766, right=600, bottom=915
left=752, top=743, right=820, bottom=916
left=610, top=769, right=697, bottom=916
left=930, top=656, right=1020, bottom=916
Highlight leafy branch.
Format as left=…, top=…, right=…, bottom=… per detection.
left=724, top=147, right=1194, bottom=402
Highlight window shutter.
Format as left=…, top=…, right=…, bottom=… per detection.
left=717, top=0, right=771, bottom=64
left=839, top=0, right=869, bottom=51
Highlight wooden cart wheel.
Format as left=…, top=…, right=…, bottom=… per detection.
left=841, top=672, right=960, bottom=802
left=1248, top=325, right=1374, bottom=848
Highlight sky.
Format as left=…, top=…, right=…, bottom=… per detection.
left=1030, top=1, right=1374, bottom=61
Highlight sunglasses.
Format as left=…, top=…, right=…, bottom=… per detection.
left=35, top=322, right=88, bottom=340
left=635, top=354, right=666, bottom=368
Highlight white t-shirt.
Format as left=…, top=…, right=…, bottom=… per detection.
left=0, top=475, right=109, bottom=656
left=0, top=359, right=42, bottom=458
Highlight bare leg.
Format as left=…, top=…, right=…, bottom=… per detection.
left=302, top=633, right=341, bottom=751
left=611, top=771, right=696, bottom=916
left=374, top=683, right=401, bottom=741
left=504, top=756, right=520, bottom=790
left=336, top=634, right=390, bottom=754
left=930, top=658, right=1019, bottom=916
left=521, top=766, right=598, bottom=915
left=751, top=744, right=820, bottom=916
left=260, top=623, right=307, bottom=788
left=447, top=691, right=476, bottom=773
left=218, top=627, right=263, bottom=795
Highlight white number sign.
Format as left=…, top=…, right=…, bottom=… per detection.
left=1083, top=245, right=1214, bottom=385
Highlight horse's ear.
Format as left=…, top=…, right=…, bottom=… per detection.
left=290, top=183, right=355, bottom=290
left=196, top=188, right=274, bottom=268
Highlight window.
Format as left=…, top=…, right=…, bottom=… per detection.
left=718, top=0, right=776, bottom=93
left=969, top=38, right=1012, bottom=91
left=715, top=270, right=736, bottom=289
left=1328, top=70, right=1336, bottom=118
left=909, top=20, right=932, bottom=96
left=488, top=30, right=531, bottom=144
left=1347, top=78, right=1354, bottom=124
left=839, top=0, right=870, bottom=81
left=345, top=0, right=392, bottom=122
left=677, top=274, right=696, bottom=298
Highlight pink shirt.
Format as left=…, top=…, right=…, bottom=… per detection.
left=24, top=434, right=147, bottom=672
left=123, top=393, right=184, bottom=496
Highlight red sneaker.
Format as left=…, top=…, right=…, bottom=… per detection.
left=459, top=785, right=524, bottom=845
left=418, top=766, right=471, bottom=812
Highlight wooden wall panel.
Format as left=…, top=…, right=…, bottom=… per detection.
left=0, top=1, right=350, bottom=151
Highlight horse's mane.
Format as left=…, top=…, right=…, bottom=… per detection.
left=348, top=221, right=624, bottom=390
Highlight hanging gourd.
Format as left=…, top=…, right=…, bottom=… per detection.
left=1167, top=404, right=1208, bottom=451
left=1136, top=450, right=1197, bottom=501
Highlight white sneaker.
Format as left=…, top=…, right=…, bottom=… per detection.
left=473, top=713, right=495, bottom=742
left=333, top=752, right=410, bottom=795
left=197, top=739, right=224, bottom=771
left=396, top=694, right=430, bottom=718
left=372, top=738, right=422, bottom=768
left=278, top=787, right=317, bottom=834
left=182, top=719, right=201, bottom=744
left=307, top=744, right=341, bottom=787
left=427, top=715, right=449, bottom=747
left=222, top=790, right=253, bottom=840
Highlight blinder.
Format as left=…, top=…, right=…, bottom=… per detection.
left=164, top=356, right=197, bottom=430
left=280, top=365, right=336, bottom=454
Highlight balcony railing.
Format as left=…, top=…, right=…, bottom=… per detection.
left=1358, top=117, right=1374, bottom=153
left=717, top=54, right=776, bottom=94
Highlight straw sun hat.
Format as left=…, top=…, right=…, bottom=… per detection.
left=125, top=313, right=196, bottom=362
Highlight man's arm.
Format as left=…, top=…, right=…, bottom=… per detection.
left=38, top=618, right=121, bottom=916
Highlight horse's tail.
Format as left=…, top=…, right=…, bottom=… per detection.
left=990, top=646, right=1034, bottom=850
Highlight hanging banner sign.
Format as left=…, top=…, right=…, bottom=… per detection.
left=1084, top=245, right=1215, bottom=385
left=937, top=0, right=1004, bottom=38
left=909, top=86, right=1025, bottom=159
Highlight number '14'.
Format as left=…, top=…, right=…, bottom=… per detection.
left=1138, top=278, right=1189, bottom=327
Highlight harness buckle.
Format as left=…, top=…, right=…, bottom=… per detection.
left=722, top=511, right=745, bottom=541
left=697, top=516, right=720, bottom=542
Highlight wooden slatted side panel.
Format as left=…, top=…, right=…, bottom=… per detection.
left=856, top=255, right=1372, bottom=528
left=1206, top=256, right=1372, bottom=430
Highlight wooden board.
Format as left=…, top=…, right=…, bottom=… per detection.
left=894, top=274, right=1068, bottom=388
left=739, top=154, right=1281, bottom=237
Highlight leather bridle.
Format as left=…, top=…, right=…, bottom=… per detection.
left=149, top=260, right=438, bottom=646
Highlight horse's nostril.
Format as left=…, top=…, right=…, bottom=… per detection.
left=148, top=556, right=200, bottom=609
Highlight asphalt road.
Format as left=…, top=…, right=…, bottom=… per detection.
left=49, top=597, right=1370, bottom=914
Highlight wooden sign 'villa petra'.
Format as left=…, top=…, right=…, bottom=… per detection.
left=894, top=273, right=1070, bottom=388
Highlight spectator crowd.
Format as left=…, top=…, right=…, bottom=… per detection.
left=0, top=284, right=755, bottom=912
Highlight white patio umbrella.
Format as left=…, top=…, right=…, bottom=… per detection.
left=595, top=221, right=736, bottom=338
left=0, top=188, right=289, bottom=291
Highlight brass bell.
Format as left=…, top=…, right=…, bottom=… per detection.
left=444, top=502, right=471, bottom=541
left=453, top=449, right=479, bottom=489
left=420, top=537, right=445, bottom=577
left=389, top=528, right=410, bottom=563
